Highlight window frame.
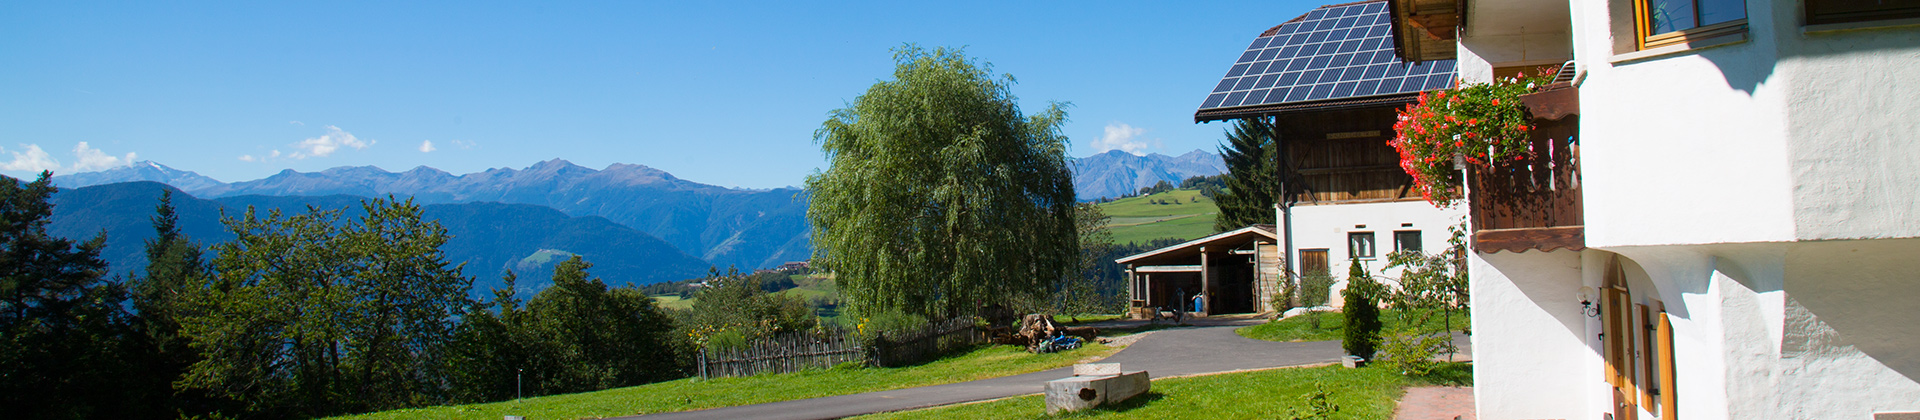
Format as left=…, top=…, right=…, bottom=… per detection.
left=1632, top=0, right=1748, bottom=50
left=1348, top=231, right=1377, bottom=260
left=1804, top=0, right=1920, bottom=25
left=1393, top=230, right=1423, bottom=254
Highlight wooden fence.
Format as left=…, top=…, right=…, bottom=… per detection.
left=699, top=329, right=864, bottom=379
left=697, top=316, right=982, bottom=379
left=867, top=316, right=982, bottom=368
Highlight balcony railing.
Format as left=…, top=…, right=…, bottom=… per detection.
left=1467, top=86, right=1584, bottom=253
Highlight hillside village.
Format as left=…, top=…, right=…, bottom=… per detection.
left=4, top=0, right=1916, bottom=419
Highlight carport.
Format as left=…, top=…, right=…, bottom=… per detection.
left=1116, top=225, right=1283, bottom=318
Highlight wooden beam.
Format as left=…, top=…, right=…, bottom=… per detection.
left=1473, top=226, right=1586, bottom=253
left=1135, top=265, right=1203, bottom=273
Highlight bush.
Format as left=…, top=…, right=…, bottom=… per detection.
left=1341, top=261, right=1384, bottom=360
left=1301, top=271, right=1335, bottom=307
left=857, top=310, right=930, bottom=340
left=1377, top=329, right=1450, bottom=376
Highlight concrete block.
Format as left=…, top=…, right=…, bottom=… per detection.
left=1074, top=363, right=1121, bottom=376
left=1044, top=370, right=1150, bottom=414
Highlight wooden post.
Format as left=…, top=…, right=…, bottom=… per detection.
left=1199, top=246, right=1210, bottom=315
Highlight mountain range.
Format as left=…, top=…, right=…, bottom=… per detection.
left=47, top=150, right=1225, bottom=273
left=1069, top=150, right=1227, bottom=201
left=56, top=160, right=810, bottom=271
left=47, top=182, right=713, bottom=295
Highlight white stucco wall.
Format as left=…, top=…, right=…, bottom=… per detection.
left=1286, top=200, right=1465, bottom=305
left=1469, top=249, right=1590, bottom=419
left=1776, top=27, right=1920, bottom=241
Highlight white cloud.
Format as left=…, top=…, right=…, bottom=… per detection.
left=1, top=144, right=60, bottom=172
left=448, top=139, right=476, bottom=149
left=418, top=140, right=436, bottom=153
left=238, top=154, right=257, bottom=162
left=1091, top=122, right=1155, bottom=155
left=289, top=120, right=305, bottom=126
left=289, top=125, right=372, bottom=159
left=70, top=142, right=136, bottom=172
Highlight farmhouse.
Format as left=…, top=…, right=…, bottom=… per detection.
left=1119, top=0, right=1466, bottom=318
left=1383, top=0, right=1920, bottom=416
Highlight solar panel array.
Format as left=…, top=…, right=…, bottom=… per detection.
left=1198, top=1, right=1458, bottom=111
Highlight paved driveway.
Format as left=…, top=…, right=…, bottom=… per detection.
left=624, top=317, right=1357, bottom=420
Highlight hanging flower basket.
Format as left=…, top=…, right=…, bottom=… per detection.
left=1390, top=70, right=1557, bottom=206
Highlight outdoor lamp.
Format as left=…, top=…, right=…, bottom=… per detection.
left=1578, top=286, right=1600, bottom=318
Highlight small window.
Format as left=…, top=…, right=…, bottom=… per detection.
left=1394, top=230, right=1423, bottom=254
left=1348, top=232, right=1376, bottom=259
left=1805, top=0, right=1920, bottom=25
left=1635, top=0, right=1747, bottom=49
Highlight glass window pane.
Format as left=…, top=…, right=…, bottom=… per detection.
left=1699, top=0, right=1746, bottom=25
left=1349, top=232, right=1376, bottom=258
left=1648, top=0, right=1698, bottom=33
left=1395, top=231, right=1423, bottom=253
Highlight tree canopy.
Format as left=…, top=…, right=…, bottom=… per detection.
left=806, top=46, right=1078, bottom=320
left=1214, top=117, right=1279, bottom=231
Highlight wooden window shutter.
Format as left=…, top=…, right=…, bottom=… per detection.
left=1657, top=307, right=1679, bottom=419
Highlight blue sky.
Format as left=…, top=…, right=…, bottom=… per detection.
left=1, top=1, right=1323, bottom=189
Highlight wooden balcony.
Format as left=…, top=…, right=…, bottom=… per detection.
left=1468, top=86, right=1583, bottom=253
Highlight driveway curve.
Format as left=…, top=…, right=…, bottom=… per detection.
left=623, top=317, right=1351, bottom=420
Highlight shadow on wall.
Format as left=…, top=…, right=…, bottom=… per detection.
left=1783, top=238, right=1920, bottom=383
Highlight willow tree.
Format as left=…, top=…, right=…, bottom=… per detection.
left=807, top=46, right=1078, bottom=320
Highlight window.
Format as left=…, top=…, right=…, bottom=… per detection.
left=1394, top=230, right=1423, bottom=254
left=1806, top=0, right=1920, bottom=25
left=1634, top=0, right=1747, bottom=49
left=1348, top=232, right=1376, bottom=259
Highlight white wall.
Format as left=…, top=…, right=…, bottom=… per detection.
left=1777, top=26, right=1920, bottom=241
left=1469, top=249, right=1590, bottom=419
left=1286, top=200, right=1465, bottom=305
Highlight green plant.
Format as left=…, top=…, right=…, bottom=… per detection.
left=1342, top=260, right=1384, bottom=360
left=807, top=45, right=1076, bottom=320
left=1389, top=69, right=1556, bottom=206
left=1301, top=270, right=1335, bottom=307
left=1384, top=220, right=1471, bottom=363
left=1377, top=329, right=1451, bottom=376
left=1285, top=384, right=1340, bottom=420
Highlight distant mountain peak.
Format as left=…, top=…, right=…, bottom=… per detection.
left=1070, top=149, right=1226, bottom=201
left=50, top=160, right=225, bottom=192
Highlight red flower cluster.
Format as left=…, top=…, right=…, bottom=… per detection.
left=1389, top=69, right=1556, bottom=207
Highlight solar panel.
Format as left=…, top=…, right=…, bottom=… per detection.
left=1197, top=0, right=1458, bottom=112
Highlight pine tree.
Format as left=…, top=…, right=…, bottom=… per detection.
left=127, top=190, right=226, bottom=416
left=0, top=172, right=149, bottom=418
left=1342, top=260, right=1384, bottom=360
left=1215, top=117, right=1280, bottom=232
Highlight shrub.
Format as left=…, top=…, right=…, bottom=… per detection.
left=1341, top=261, right=1384, bottom=360
left=1378, top=329, right=1450, bottom=376
left=1301, top=271, right=1336, bottom=307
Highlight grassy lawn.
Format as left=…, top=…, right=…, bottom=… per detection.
left=650, top=294, right=694, bottom=310
left=1237, top=309, right=1470, bottom=343
left=855, top=363, right=1474, bottom=420
left=332, top=343, right=1120, bottom=420
left=1098, top=189, right=1218, bottom=245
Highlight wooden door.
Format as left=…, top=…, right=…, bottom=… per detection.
left=1603, top=256, right=1639, bottom=420
left=1300, top=249, right=1329, bottom=276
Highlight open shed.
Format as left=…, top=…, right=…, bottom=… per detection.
left=1116, top=225, right=1282, bottom=318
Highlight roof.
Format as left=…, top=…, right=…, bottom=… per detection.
left=1115, top=225, right=1279, bottom=265
left=1193, top=0, right=1458, bottom=122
